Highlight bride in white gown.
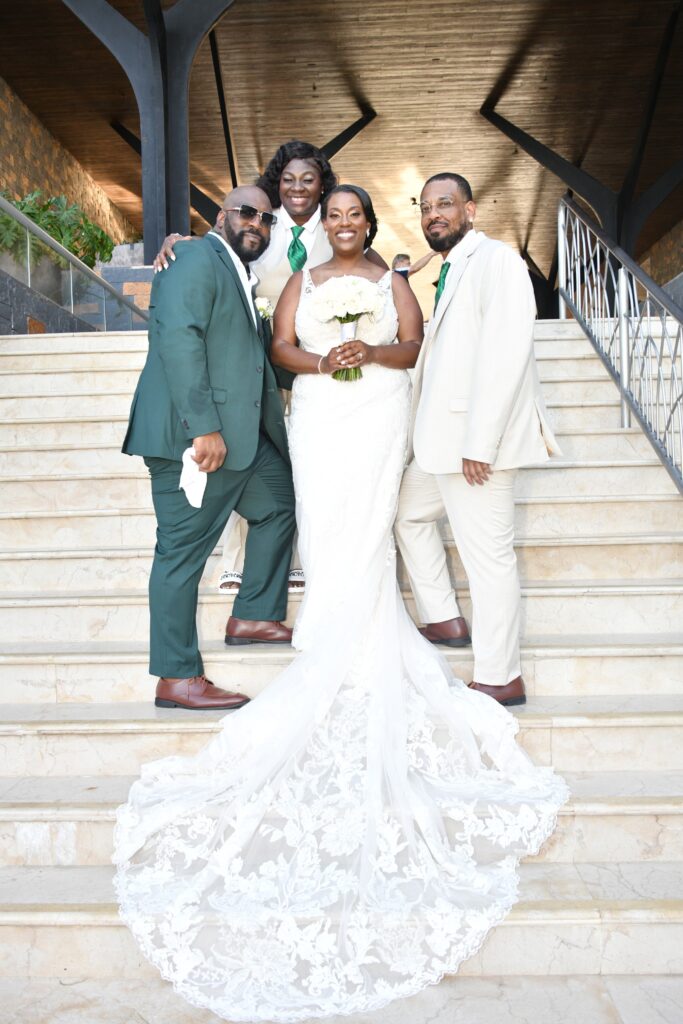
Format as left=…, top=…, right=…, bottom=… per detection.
left=113, top=185, right=568, bottom=1022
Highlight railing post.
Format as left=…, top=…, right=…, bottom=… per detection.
left=557, top=202, right=567, bottom=319
left=25, top=226, right=31, bottom=290
left=618, top=266, right=631, bottom=428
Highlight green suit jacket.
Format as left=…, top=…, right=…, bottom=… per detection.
left=122, top=233, right=289, bottom=470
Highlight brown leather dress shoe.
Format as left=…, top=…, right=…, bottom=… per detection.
left=155, top=676, right=250, bottom=710
left=225, top=616, right=293, bottom=646
left=468, top=676, right=526, bottom=707
left=419, top=617, right=471, bottom=648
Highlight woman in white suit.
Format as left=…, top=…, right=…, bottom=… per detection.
left=395, top=172, right=561, bottom=707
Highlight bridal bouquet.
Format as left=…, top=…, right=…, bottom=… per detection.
left=310, top=276, right=385, bottom=381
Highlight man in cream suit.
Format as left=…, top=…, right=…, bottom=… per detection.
left=395, top=173, right=560, bottom=706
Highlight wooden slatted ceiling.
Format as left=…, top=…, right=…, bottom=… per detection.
left=0, top=0, right=681, bottom=311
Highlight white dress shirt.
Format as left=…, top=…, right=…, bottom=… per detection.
left=209, top=230, right=258, bottom=326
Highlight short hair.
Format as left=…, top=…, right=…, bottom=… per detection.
left=392, top=253, right=410, bottom=269
left=320, top=185, right=379, bottom=248
left=256, top=141, right=337, bottom=209
left=423, top=172, right=473, bottom=202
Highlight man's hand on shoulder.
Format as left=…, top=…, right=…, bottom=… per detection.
left=192, top=432, right=227, bottom=472
left=462, top=459, right=492, bottom=486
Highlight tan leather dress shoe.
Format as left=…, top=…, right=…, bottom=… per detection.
left=419, top=616, right=471, bottom=648
left=468, top=676, right=526, bottom=707
left=155, top=676, right=250, bottom=710
left=225, top=616, right=293, bottom=646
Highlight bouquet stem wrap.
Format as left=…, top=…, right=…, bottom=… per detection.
left=334, top=318, right=362, bottom=382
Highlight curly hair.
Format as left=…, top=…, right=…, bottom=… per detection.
left=256, top=141, right=338, bottom=209
left=320, top=184, right=379, bottom=249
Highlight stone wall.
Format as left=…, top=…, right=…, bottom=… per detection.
left=0, top=269, right=96, bottom=336
left=0, top=75, right=137, bottom=245
left=641, top=217, right=683, bottom=287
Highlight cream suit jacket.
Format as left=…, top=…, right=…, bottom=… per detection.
left=410, top=229, right=561, bottom=474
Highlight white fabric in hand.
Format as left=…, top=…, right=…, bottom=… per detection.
left=179, top=446, right=207, bottom=508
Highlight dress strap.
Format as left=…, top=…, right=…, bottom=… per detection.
left=301, top=267, right=314, bottom=293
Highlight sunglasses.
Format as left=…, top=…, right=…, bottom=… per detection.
left=223, top=205, right=278, bottom=228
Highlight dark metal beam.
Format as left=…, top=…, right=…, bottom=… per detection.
left=163, top=0, right=236, bottom=231
left=111, top=122, right=220, bottom=227
left=321, top=104, right=377, bottom=160
left=208, top=30, right=239, bottom=189
left=61, top=0, right=167, bottom=260
left=618, top=0, right=682, bottom=236
left=623, top=156, right=683, bottom=254
left=480, top=0, right=682, bottom=261
left=61, top=0, right=233, bottom=256
left=480, top=103, right=617, bottom=235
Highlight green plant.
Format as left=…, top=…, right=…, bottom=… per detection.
left=0, top=190, right=115, bottom=268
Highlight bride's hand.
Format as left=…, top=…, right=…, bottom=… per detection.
left=337, top=341, right=374, bottom=368
left=320, top=347, right=347, bottom=374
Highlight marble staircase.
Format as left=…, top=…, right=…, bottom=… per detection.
left=0, top=321, right=682, bottom=1022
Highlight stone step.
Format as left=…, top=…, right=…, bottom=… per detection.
left=545, top=401, right=621, bottom=430
left=0, top=368, right=141, bottom=397
left=536, top=378, right=621, bottom=404
left=0, top=390, right=620, bottom=428
left=0, top=320, right=585, bottom=358
left=0, top=423, right=655, bottom=464
left=0, top=357, right=608, bottom=398
left=0, top=350, right=147, bottom=372
left=2, top=460, right=676, bottom=514
left=2, top=533, right=680, bottom=594
left=1, top=975, right=680, bottom=1024
left=2, top=634, right=681, bottom=703
left=1, top=862, right=682, bottom=978
left=0, top=421, right=656, bottom=460
left=0, top=391, right=134, bottom=419
left=0, top=344, right=609, bottom=380
left=2, top=771, right=682, bottom=867
left=2, top=493, right=679, bottom=549
left=1, top=575, right=680, bottom=641
left=0, top=331, right=147, bottom=352
left=0, top=415, right=128, bottom=447
left=0, top=444, right=133, bottom=477
left=1, top=697, right=683, bottom=776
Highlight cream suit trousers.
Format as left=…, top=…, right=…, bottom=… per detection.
left=395, top=459, right=521, bottom=686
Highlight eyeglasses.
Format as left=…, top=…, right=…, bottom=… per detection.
left=223, top=205, right=278, bottom=227
left=418, top=198, right=459, bottom=217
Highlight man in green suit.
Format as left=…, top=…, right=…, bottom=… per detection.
left=123, top=186, right=296, bottom=709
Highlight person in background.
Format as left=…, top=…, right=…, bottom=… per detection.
left=391, top=250, right=438, bottom=279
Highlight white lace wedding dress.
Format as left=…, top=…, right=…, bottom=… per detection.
left=114, top=270, right=568, bottom=1022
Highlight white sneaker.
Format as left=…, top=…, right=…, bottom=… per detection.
left=288, top=569, right=305, bottom=593
left=218, top=570, right=242, bottom=593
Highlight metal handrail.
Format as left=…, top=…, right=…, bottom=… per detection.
left=558, top=195, right=683, bottom=493
left=0, top=194, right=148, bottom=325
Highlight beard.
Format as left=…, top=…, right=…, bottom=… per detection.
left=225, top=224, right=269, bottom=262
left=426, top=223, right=470, bottom=253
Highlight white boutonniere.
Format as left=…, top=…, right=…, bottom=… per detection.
left=255, top=297, right=274, bottom=321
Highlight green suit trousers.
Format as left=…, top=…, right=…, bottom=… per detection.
left=145, top=435, right=295, bottom=678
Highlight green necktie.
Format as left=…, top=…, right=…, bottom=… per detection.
left=287, top=225, right=307, bottom=272
left=434, top=260, right=450, bottom=310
